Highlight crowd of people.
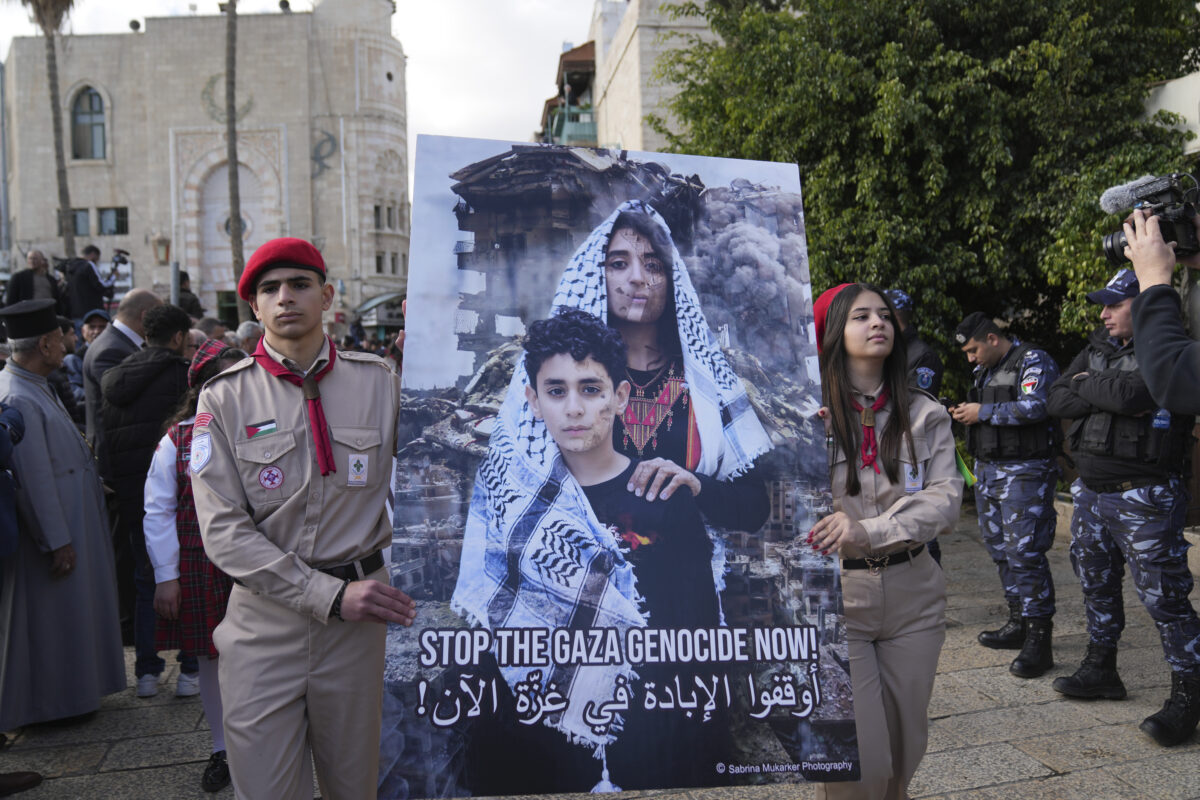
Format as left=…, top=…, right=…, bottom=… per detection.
left=0, top=242, right=409, bottom=797
left=0, top=204, right=1197, bottom=800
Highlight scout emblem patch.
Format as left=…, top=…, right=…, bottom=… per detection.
left=194, top=412, right=213, bottom=430
left=915, top=367, right=935, bottom=390
left=190, top=432, right=212, bottom=473
left=348, top=453, right=369, bottom=487
left=258, top=465, right=284, bottom=490
left=245, top=419, right=277, bottom=439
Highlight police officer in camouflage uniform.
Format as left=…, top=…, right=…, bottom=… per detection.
left=1047, top=269, right=1200, bottom=747
left=886, top=288, right=946, bottom=566
left=885, top=289, right=944, bottom=396
left=951, top=312, right=1060, bottom=678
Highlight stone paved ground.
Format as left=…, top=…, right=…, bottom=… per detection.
left=3, top=504, right=1199, bottom=799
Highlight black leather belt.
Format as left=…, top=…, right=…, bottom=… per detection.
left=842, top=544, right=925, bottom=573
left=1083, top=477, right=1165, bottom=495
left=232, top=549, right=385, bottom=587
left=317, top=549, right=385, bottom=581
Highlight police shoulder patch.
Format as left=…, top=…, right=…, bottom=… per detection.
left=916, top=367, right=935, bottom=389
left=190, top=432, right=212, bottom=474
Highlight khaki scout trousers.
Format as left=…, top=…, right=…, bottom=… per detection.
left=214, top=573, right=387, bottom=800
left=817, top=548, right=946, bottom=800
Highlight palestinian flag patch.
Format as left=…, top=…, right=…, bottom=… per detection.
left=1020, top=377, right=1039, bottom=394
left=245, top=419, right=278, bottom=439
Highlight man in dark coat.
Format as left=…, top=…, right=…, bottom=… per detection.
left=4, top=251, right=65, bottom=313
left=176, top=271, right=205, bottom=319
left=82, top=289, right=162, bottom=449
left=66, top=245, right=116, bottom=321
left=100, top=303, right=196, bottom=697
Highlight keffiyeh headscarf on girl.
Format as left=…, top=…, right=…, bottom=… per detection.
left=451, top=200, right=771, bottom=749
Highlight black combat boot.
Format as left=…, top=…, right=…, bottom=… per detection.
left=978, top=600, right=1024, bottom=650
left=1140, top=672, right=1200, bottom=746
left=1009, top=617, right=1053, bottom=678
left=1051, top=642, right=1126, bottom=699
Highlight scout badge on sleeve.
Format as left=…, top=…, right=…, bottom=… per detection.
left=190, top=433, right=212, bottom=473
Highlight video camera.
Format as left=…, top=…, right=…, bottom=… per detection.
left=1100, top=173, right=1199, bottom=266
left=112, top=248, right=130, bottom=266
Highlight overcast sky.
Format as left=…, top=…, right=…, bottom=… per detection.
left=0, top=0, right=597, bottom=184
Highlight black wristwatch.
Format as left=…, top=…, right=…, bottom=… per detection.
left=330, top=580, right=349, bottom=621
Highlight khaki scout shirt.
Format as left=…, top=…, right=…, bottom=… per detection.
left=191, top=338, right=401, bottom=623
left=830, top=391, right=963, bottom=560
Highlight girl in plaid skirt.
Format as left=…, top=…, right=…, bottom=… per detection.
left=144, top=339, right=245, bottom=793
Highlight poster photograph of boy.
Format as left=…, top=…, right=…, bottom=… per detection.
left=380, top=135, right=858, bottom=798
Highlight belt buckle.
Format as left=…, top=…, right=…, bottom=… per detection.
left=864, top=554, right=890, bottom=576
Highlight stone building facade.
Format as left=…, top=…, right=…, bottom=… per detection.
left=1, top=0, right=408, bottom=333
left=587, top=0, right=712, bottom=152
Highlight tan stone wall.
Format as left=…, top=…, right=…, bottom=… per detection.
left=592, top=0, right=712, bottom=153
left=3, top=0, right=407, bottom=324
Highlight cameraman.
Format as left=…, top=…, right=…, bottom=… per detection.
left=1123, top=210, right=1200, bottom=412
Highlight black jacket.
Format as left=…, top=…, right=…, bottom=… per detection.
left=1132, top=284, right=1200, bottom=415
left=903, top=325, right=943, bottom=395
left=98, top=346, right=189, bottom=514
left=177, top=288, right=205, bottom=318
left=83, top=324, right=138, bottom=448
left=65, top=259, right=114, bottom=319
left=1047, top=327, right=1186, bottom=483
left=4, top=269, right=66, bottom=313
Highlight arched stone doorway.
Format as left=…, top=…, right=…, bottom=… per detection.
left=199, top=163, right=265, bottom=317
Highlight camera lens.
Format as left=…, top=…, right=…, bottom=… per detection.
left=1102, top=230, right=1129, bottom=266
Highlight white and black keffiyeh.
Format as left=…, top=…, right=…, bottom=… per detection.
left=451, top=200, right=771, bottom=749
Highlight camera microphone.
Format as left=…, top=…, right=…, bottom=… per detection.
left=1099, top=175, right=1159, bottom=215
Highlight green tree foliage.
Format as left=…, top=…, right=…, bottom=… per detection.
left=653, top=0, right=1199, bottom=380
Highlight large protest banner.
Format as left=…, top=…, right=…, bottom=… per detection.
left=380, top=135, right=858, bottom=798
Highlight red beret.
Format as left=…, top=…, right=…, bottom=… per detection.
left=813, top=283, right=853, bottom=354
left=238, top=237, right=326, bottom=301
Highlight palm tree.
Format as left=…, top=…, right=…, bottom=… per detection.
left=223, top=0, right=251, bottom=322
left=19, top=0, right=76, bottom=258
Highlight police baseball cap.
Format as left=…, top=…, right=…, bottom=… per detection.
left=82, top=308, right=110, bottom=324
left=1086, top=269, right=1139, bottom=305
left=238, top=237, right=326, bottom=301
left=884, top=289, right=913, bottom=311
left=955, top=311, right=993, bottom=345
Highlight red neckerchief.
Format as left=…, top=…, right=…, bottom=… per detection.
left=850, top=387, right=890, bottom=473
left=252, top=337, right=338, bottom=476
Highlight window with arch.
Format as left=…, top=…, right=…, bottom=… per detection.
left=71, top=87, right=106, bottom=160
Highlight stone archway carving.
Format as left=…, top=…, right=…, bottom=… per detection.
left=175, top=127, right=285, bottom=305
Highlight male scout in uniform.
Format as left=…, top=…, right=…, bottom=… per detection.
left=1047, top=268, right=1200, bottom=746
left=191, top=238, right=416, bottom=799
left=951, top=312, right=1060, bottom=678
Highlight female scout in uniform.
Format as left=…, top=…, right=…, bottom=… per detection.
left=809, top=282, right=962, bottom=800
